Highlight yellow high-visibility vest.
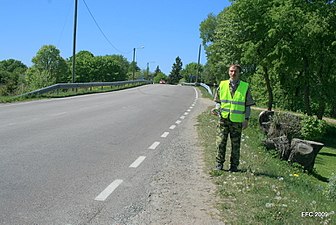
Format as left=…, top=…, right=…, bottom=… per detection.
left=219, top=80, right=248, bottom=122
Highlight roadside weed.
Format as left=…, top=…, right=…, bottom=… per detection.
left=197, top=109, right=336, bottom=224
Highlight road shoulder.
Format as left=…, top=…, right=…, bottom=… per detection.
left=128, top=95, right=224, bottom=225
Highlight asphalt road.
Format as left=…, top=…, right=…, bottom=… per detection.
left=0, top=84, right=199, bottom=225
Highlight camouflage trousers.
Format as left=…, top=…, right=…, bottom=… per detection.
left=216, top=118, right=243, bottom=167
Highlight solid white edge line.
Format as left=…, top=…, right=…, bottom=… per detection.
left=194, top=87, right=199, bottom=99
left=95, top=179, right=123, bottom=201
left=161, top=132, right=169, bottom=138
left=149, top=141, right=160, bottom=150
left=129, top=156, right=146, bottom=168
left=169, top=125, right=176, bottom=130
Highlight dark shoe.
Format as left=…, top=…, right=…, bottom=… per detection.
left=229, top=166, right=238, bottom=172
left=215, top=163, right=223, bottom=171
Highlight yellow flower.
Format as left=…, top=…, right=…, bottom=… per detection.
left=293, top=173, right=299, bottom=177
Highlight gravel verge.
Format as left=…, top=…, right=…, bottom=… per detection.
left=128, top=96, right=224, bottom=225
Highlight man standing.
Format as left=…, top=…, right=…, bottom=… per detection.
left=212, top=64, right=255, bottom=172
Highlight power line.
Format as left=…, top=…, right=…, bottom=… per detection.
left=82, top=0, right=128, bottom=54
left=57, top=0, right=72, bottom=46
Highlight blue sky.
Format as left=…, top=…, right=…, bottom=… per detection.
left=1, top=0, right=230, bottom=75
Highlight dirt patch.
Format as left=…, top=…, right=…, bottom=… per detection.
left=128, top=97, right=224, bottom=225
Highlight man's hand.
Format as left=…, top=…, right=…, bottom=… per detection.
left=211, top=108, right=219, bottom=116
left=242, top=120, right=249, bottom=129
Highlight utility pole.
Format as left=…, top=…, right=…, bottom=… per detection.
left=132, top=46, right=144, bottom=80
left=146, top=61, right=155, bottom=81
left=132, top=48, right=136, bottom=80
left=196, top=44, right=201, bottom=83
left=72, top=0, right=78, bottom=83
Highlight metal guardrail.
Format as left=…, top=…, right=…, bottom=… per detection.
left=20, top=80, right=150, bottom=97
left=199, top=83, right=213, bottom=97
left=181, top=82, right=213, bottom=97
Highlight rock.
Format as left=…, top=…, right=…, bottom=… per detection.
left=288, top=138, right=324, bottom=172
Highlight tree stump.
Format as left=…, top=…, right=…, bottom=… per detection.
left=288, top=139, right=324, bottom=172
left=273, top=135, right=291, bottom=160
left=259, top=110, right=274, bottom=134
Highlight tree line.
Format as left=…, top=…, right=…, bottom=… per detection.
left=0, top=45, right=171, bottom=96
left=0, top=44, right=207, bottom=96
left=200, top=0, right=336, bottom=119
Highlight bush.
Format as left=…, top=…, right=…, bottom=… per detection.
left=269, top=112, right=302, bottom=141
left=300, top=116, right=328, bottom=141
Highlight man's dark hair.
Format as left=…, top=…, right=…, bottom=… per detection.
left=229, top=64, right=242, bottom=72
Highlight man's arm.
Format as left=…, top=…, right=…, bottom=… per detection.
left=214, top=87, right=221, bottom=103
left=211, top=87, right=221, bottom=116
left=243, top=87, right=255, bottom=129
left=245, top=87, right=255, bottom=120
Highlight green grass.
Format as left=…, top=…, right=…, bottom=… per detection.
left=315, top=147, right=336, bottom=180
left=197, top=86, right=213, bottom=100
left=197, top=108, right=336, bottom=225
left=0, top=83, right=145, bottom=103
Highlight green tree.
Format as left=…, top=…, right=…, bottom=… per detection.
left=199, top=13, right=218, bottom=48
left=0, top=59, right=27, bottom=95
left=181, top=62, right=203, bottom=83
left=150, top=66, right=163, bottom=82
left=153, top=72, right=167, bottom=84
left=69, top=50, right=95, bottom=82
left=0, top=59, right=27, bottom=74
left=26, top=67, right=55, bottom=91
left=154, top=66, right=162, bottom=75
left=200, top=8, right=243, bottom=83
left=200, top=0, right=336, bottom=119
left=267, top=0, right=336, bottom=118
left=30, top=45, right=69, bottom=84
left=108, top=55, right=129, bottom=81
left=68, top=52, right=130, bottom=82
left=168, top=56, right=183, bottom=84
left=92, top=55, right=129, bottom=82
left=128, top=62, right=140, bottom=80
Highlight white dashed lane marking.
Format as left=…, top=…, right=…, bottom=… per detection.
left=161, top=132, right=169, bottom=138
left=95, top=179, right=123, bottom=201
left=148, top=141, right=160, bottom=150
left=92, top=88, right=199, bottom=202
left=129, top=156, right=146, bottom=168
left=169, top=125, right=176, bottom=130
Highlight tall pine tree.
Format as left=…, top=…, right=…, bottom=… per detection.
left=169, top=56, right=183, bottom=84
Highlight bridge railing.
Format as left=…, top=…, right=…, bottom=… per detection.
left=181, top=82, right=213, bottom=97
left=19, top=80, right=150, bottom=97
